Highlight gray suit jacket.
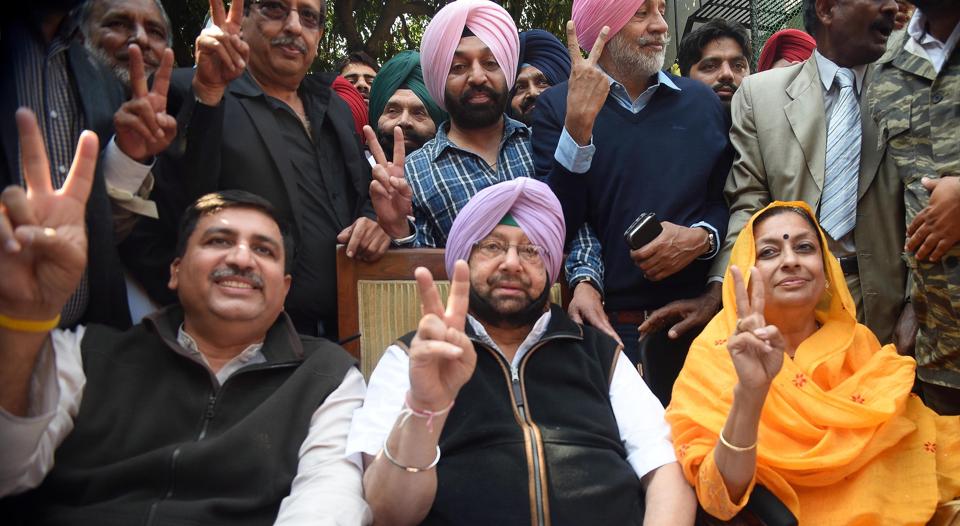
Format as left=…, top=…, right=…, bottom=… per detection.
left=714, top=56, right=906, bottom=343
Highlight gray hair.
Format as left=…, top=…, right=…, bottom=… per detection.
left=77, top=0, right=174, bottom=48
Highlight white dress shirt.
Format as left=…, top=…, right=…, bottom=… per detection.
left=0, top=326, right=372, bottom=526
left=347, top=311, right=678, bottom=481
left=905, top=10, right=960, bottom=73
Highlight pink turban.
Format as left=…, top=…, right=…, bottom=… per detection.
left=420, top=0, right=520, bottom=111
left=756, top=29, right=817, bottom=72
left=445, top=178, right=565, bottom=285
left=572, top=0, right=647, bottom=52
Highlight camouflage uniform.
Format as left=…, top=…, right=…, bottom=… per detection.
left=867, top=29, right=960, bottom=391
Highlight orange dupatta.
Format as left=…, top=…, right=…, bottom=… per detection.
left=664, top=201, right=960, bottom=524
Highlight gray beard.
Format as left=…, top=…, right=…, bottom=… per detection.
left=84, top=43, right=133, bottom=89
left=605, top=33, right=667, bottom=80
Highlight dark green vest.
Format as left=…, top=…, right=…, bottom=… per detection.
left=402, top=305, right=644, bottom=526
left=11, top=306, right=355, bottom=526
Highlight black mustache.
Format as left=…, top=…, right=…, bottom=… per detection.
left=211, top=267, right=264, bottom=288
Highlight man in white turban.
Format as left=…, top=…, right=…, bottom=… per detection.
left=350, top=178, right=695, bottom=525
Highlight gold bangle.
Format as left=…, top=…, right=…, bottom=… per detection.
left=0, top=313, right=61, bottom=333
left=718, top=430, right=757, bottom=452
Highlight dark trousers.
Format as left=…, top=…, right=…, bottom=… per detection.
left=613, top=322, right=699, bottom=407
left=920, top=381, right=960, bottom=416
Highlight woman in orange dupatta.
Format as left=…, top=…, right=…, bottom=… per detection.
left=665, top=202, right=960, bottom=525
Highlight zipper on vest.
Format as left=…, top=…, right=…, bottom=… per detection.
left=197, top=393, right=218, bottom=440
left=145, top=446, right=181, bottom=525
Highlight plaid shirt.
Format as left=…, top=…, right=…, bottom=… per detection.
left=403, top=117, right=603, bottom=288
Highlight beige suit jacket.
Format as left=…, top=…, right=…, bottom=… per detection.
left=713, top=56, right=906, bottom=343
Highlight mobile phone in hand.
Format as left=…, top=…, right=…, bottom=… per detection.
left=624, top=212, right=663, bottom=250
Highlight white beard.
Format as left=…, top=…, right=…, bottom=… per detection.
left=606, top=32, right=669, bottom=79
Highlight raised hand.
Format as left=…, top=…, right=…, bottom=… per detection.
left=408, top=261, right=476, bottom=412
left=114, top=44, right=176, bottom=162
left=0, top=109, right=97, bottom=321
left=193, top=0, right=249, bottom=105
left=726, top=265, right=785, bottom=390
left=563, top=20, right=611, bottom=146
left=364, top=125, right=414, bottom=239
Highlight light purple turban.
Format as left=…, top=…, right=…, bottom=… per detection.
left=420, top=0, right=520, bottom=111
left=445, top=178, right=565, bottom=285
left=572, top=0, right=647, bottom=52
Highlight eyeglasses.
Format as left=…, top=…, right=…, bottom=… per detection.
left=251, top=0, right=324, bottom=30
left=472, top=240, right=546, bottom=264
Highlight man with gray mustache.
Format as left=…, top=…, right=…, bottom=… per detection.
left=118, top=0, right=388, bottom=340
left=532, top=0, right=732, bottom=405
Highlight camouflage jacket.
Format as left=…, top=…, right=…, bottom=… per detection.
left=867, top=28, right=960, bottom=388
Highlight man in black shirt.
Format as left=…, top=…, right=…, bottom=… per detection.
left=120, top=0, right=389, bottom=337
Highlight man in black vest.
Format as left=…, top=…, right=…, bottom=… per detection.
left=349, top=178, right=694, bottom=525
left=0, top=111, right=370, bottom=525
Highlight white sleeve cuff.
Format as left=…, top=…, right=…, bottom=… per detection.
left=554, top=127, right=596, bottom=174
left=103, top=137, right=155, bottom=195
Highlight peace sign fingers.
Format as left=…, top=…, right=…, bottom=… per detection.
left=587, top=26, right=610, bottom=65
left=566, top=20, right=584, bottom=63
left=209, top=0, right=228, bottom=28
left=415, top=266, right=445, bottom=319
left=16, top=109, right=54, bottom=196
left=445, top=260, right=470, bottom=332
left=129, top=44, right=150, bottom=100
left=731, top=265, right=766, bottom=332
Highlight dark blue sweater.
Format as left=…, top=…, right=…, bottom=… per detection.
left=532, top=75, right=732, bottom=311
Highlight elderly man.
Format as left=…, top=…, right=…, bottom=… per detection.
left=534, top=0, right=732, bottom=403
left=0, top=110, right=369, bottom=524
left=677, top=19, right=752, bottom=109
left=367, top=50, right=447, bottom=161
left=717, top=0, right=910, bottom=352
left=350, top=178, right=695, bottom=525
left=511, top=29, right=572, bottom=126
left=370, top=0, right=613, bottom=342
left=79, top=0, right=172, bottom=88
left=118, top=0, right=388, bottom=338
left=338, top=51, right=379, bottom=102
left=868, top=0, right=960, bottom=414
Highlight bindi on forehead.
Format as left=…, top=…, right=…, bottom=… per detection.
left=783, top=234, right=789, bottom=240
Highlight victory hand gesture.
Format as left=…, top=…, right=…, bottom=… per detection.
left=115, top=44, right=176, bottom=162
left=193, top=0, right=249, bottom=105
left=564, top=21, right=611, bottom=146
left=0, top=109, right=97, bottom=321
left=364, top=125, right=414, bottom=239
left=408, top=261, right=476, bottom=412
left=726, top=265, right=785, bottom=390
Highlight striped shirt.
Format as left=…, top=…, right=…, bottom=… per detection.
left=403, top=116, right=603, bottom=287
left=12, top=19, right=89, bottom=326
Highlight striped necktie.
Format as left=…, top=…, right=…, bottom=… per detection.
left=819, top=68, right=861, bottom=240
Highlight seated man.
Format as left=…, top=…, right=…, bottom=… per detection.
left=0, top=110, right=369, bottom=525
left=349, top=178, right=695, bottom=525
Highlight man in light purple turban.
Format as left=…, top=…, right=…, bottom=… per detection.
left=353, top=178, right=696, bottom=525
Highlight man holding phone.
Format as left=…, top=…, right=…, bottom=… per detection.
left=532, top=0, right=731, bottom=405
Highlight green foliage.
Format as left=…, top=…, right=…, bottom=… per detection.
left=160, top=0, right=573, bottom=72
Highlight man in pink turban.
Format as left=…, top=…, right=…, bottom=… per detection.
left=351, top=178, right=696, bottom=525
left=533, top=0, right=732, bottom=406
left=368, top=1, right=611, bottom=343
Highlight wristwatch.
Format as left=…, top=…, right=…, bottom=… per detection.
left=699, top=227, right=717, bottom=256
left=571, top=275, right=604, bottom=300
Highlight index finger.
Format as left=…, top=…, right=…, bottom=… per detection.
left=128, top=44, right=148, bottom=99
left=363, top=125, right=388, bottom=166
left=151, top=48, right=175, bottom=99
left=392, top=126, right=406, bottom=168
left=226, top=0, right=244, bottom=26
left=60, top=130, right=99, bottom=205
left=209, top=0, right=227, bottom=27
left=730, top=265, right=751, bottom=318
left=586, top=26, right=610, bottom=65
left=15, top=108, right=54, bottom=195
left=444, top=260, right=470, bottom=331
left=415, top=266, right=445, bottom=318
left=565, top=21, right=584, bottom=63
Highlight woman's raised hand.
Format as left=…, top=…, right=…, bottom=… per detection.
left=726, top=265, right=785, bottom=390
